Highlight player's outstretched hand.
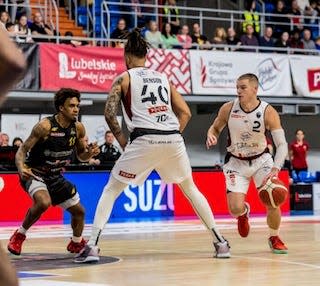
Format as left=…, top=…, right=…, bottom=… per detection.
left=206, top=134, right=218, bottom=149
left=88, top=142, right=100, bottom=157
left=262, top=167, right=279, bottom=186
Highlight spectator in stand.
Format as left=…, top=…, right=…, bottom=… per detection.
left=161, top=22, right=179, bottom=49
left=242, top=0, right=260, bottom=35
left=145, top=20, right=163, bottom=48
left=275, top=31, right=290, bottom=52
left=290, top=29, right=304, bottom=51
left=30, top=11, right=54, bottom=42
left=289, top=129, right=309, bottom=176
left=0, top=11, right=10, bottom=29
left=5, top=22, right=15, bottom=36
left=191, top=23, right=210, bottom=49
left=301, top=28, right=316, bottom=52
left=163, top=0, right=180, bottom=35
left=12, top=137, right=23, bottom=148
left=97, top=130, right=121, bottom=166
left=0, top=133, right=9, bottom=146
left=271, top=0, right=290, bottom=38
left=211, top=27, right=228, bottom=50
left=177, top=24, right=192, bottom=49
left=110, top=18, right=128, bottom=48
left=288, top=0, right=304, bottom=32
left=226, top=27, right=241, bottom=50
left=304, top=1, right=319, bottom=39
left=315, top=36, right=320, bottom=50
left=62, top=31, right=89, bottom=47
left=14, top=14, right=33, bottom=43
left=240, top=24, right=259, bottom=52
left=259, top=26, right=275, bottom=52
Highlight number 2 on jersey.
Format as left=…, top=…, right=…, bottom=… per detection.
left=252, top=120, right=261, bottom=132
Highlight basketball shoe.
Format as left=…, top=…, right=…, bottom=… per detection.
left=237, top=202, right=250, bottom=237
left=67, top=238, right=86, bottom=253
left=7, top=229, right=26, bottom=255
left=268, top=236, right=288, bottom=254
left=214, top=239, right=231, bottom=258
left=74, top=244, right=100, bottom=263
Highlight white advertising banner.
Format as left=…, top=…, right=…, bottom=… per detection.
left=1, top=114, right=39, bottom=143
left=289, top=55, right=320, bottom=97
left=190, top=51, right=292, bottom=96
left=81, top=115, right=122, bottom=147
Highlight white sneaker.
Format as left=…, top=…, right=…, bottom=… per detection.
left=214, top=239, right=231, bottom=258
left=74, top=244, right=100, bottom=263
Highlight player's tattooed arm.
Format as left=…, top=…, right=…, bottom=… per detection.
left=15, top=119, right=50, bottom=174
left=105, top=75, right=128, bottom=149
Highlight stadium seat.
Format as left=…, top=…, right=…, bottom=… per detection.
left=298, top=171, right=316, bottom=183
left=291, top=170, right=300, bottom=183
left=78, top=15, right=87, bottom=28
left=77, top=6, right=87, bottom=15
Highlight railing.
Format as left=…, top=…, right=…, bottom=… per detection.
left=102, top=1, right=320, bottom=38
left=15, top=33, right=319, bottom=56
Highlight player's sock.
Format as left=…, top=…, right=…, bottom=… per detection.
left=18, top=226, right=27, bottom=235
left=269, top=227, right=279, bottom=237
left=239, top=204, right=248, bottom=216
left=88, top=176, right=127, bottom=246
left=179, top=177, right=225, bottom=243
left=72, top=236, right=82, bottom=243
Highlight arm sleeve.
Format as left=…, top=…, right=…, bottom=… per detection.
left=271, top=129, right=288, bottom=170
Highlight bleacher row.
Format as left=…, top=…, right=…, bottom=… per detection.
left=292, top=170, right=320, bottom=183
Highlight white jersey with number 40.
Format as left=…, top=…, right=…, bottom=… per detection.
left=121, top=67, right=180, bottom=132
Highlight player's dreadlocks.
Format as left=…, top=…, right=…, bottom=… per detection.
left=124, top=28, right=150, bottom=58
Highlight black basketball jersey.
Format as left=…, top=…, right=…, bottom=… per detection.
left=26, top=115, right=77, bottom=176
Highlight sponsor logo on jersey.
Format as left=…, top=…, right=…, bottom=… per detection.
left=119, top=170, right=136, bottom=179
left=51, top=127, right=58, bottom=131
left=240, top=132, right=252, bottom=141
left=50, top=132, right=65, bottom=137
left=256, top=112, right=261, bottom=118
left=231, top=114, right=245, bottom=119
left=148, top=105, right=168, bottom=114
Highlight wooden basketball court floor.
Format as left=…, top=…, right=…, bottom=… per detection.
left=1, top=215, right=320, bottom=286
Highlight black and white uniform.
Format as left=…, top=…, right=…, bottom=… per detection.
left=112, top=67, right=192, bottom=185
left=223, top=98, right=273, bottom=193
left=23, top=115, right=79, bottom=209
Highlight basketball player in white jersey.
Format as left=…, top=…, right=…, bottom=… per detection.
left=0, top=25, right=26, bottom=286
left=206, top=73, right=288, bottom=254
left=74, top=28, right=230, bottom=262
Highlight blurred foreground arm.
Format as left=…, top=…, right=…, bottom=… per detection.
left=0, top=25, right=26, bottom=105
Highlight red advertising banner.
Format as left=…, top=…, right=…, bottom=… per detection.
left=39, top=44, right=126, bottom=92
left=0, top=174, right=62, bottom=222
left=146, top=49, right=191, bottom=94
left=174, top=170, right=290, bottom=216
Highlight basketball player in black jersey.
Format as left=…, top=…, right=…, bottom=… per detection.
left=0, top=25, right=26, bottom=286
left=7, top=88, right=100, bottom=256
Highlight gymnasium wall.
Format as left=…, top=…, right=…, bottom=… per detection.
left=0, top=170, right=290, bottom=224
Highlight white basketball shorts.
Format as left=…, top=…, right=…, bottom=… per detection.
left=112, top=134, right=192, bottom=185
left=223, top=153, right=273, bottom=194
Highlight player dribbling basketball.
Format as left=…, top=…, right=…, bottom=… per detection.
left=206, top=73, right=289, bottom=254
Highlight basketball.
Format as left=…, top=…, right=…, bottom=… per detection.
left=259, top=177, right=288, bottom=208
